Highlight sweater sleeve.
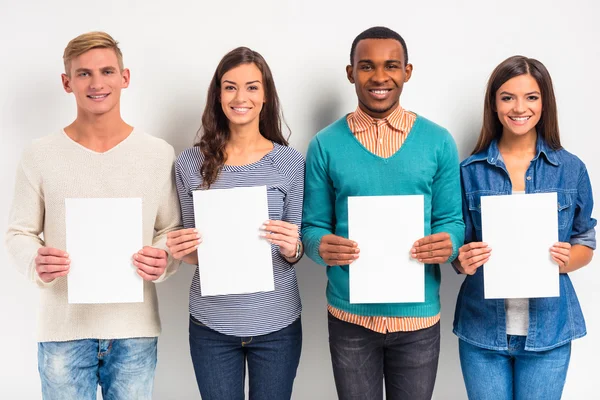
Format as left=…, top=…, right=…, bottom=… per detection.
left=152, top=150, right=183, bottom=283
left=430, top=133, right=465, bottom=263
left=301, top=136, right=334, bottom=267
left=5, top=157, right=54, bottom=288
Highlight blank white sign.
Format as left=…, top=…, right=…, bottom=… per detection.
left=66, top=198, right=143, bottom=304
left=193, top=186, right=274, bottom=296
left=348, top=195, right=425, bottom=304
left=482, top=192, right=559, bottom=299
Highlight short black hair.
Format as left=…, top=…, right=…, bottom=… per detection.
left=349, top=26, right=408, bottom=66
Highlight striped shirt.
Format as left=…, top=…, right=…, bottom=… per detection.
left=175, top=142, right=305, bottom=336
left=327, top=106, right=440, bottom=333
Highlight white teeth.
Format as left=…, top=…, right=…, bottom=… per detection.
left=371, top=90, right=390, bottom=94
left=510, top=116, right=530, bottom=121
left=233, top=107, right=249, bottom=112
left=88, top=95, right=107, bottom=99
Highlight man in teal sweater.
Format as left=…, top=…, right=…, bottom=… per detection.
left=302, top=26, right=464, bottom=399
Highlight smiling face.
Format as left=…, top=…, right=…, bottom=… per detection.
left=346, top=38, right=412, bottom=119
left=495, top=73, right=542, bottom=139
left=220, top=62, right=265, bottom=130
left=61, top=48, right=129, bottom=117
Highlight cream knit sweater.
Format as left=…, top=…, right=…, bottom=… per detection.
left=6, top=129, right=182, bottom=342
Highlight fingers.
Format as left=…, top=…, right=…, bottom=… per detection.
left=261, top=220, right=300, bottom=258
left=319, top=234, right=359, bottom=266
left=261, top=221, right=299, bottom=241
left=38, top=247, right=69, bottom=257
left=413, top=232, right=450, bottom=247
left=411, top=233, right=453, bottom=263
left=133, top=247, right=168, bottom=281
left=167, top=229, right=202, bottom=260
left=167, top=228, right=198, bottom=239
left=550, top=242, right=570, bottom=269
left=38, top=269, right=70, bottom=283
left=262, top=220, right=298, bottom=235
left=35, top=247, right=70, bottom=282
left=455, top=242, right=492, bottom=274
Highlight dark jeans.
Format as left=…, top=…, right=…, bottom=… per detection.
left=328, top=312, right=440, bottom=400
left=189, top=315, right=302, bottom=400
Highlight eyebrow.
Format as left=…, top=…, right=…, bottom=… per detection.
left=73, top=66, right=117, bottom=73
left=223, top=80, right=262, bottom=85
left=499, top=90, right=541, bottom=96
left=357, top=59, right=403, bottom=64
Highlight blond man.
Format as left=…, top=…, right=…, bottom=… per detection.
left=5, top=32, right=181, bottom=399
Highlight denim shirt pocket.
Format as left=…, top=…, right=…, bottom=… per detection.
left=556, top=191, right=573, bottom=230
left=467, top=194, right=483, bottom=232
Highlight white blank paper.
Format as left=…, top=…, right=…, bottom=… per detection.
left=348, top=195, right=425, bottom=304
left=482, top=192, right=559, bottom=299
left=193, top=186, right=274, bottom=296
left=66, top=198, right=143, bottom=304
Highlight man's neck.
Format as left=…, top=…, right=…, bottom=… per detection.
left=64, top=112, right=133, bottom=153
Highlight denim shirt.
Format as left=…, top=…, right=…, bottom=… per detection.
left=453, top=137, right=596, bottom=351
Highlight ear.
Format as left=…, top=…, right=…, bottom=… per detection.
left=346, top=65, right=355, bottom=84
left=61, top=73, right=73, bottom=93
left=121, top=68, right=130, bottom=88
left=404, top=63, right=413, bottom=82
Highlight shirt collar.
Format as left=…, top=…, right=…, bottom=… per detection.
left=463, top=135, right=560, bottom=167
left=352, top=105, right=409, bottom=134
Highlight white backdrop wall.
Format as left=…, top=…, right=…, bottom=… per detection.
left=1, top=1, right=598, bottom=399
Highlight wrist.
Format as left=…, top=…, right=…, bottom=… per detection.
left=283, top=240, right=303, bottom=261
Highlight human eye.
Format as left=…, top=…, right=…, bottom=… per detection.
left=359, top=64, right=373, bottom=71
left=248, top=85, right=259, bottom=91
left=224, top=85, right=236, bottom=91
left=527, top=95, right=540, bottom=101
left=386, top=64, right=400, bottom=69
left=103, top=70, right=114, bottom=75
left=78, top=72, right=89, bottom=77
left=500, top=95, right=513, bottom=101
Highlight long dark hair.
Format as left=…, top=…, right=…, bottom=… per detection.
left=196, top=47, right=289, bottom=188
left=472, top=55, right=561, bottom=154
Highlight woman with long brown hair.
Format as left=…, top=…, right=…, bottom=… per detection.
left=452, top=56, right=596, bottom=399
left=166, top=47, right=304, bottom=399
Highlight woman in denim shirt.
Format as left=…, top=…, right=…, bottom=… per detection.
left=453, top=56, right=596, bottom=400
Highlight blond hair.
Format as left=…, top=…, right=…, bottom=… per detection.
left=63, top=31, right=124, bottom=75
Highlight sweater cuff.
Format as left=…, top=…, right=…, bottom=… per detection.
left=447, top=232, right=460, bottom=263
left=303, top=229, right=331, bottom=267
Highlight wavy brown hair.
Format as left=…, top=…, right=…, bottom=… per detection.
left=195, top=47, right=289, bottom=188
left=472, top=55, right=561, bottom=154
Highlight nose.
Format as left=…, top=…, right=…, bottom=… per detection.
left=371, top=66, right=389, bottom=84
left=89, top=74, right=104, bottom=91
left=233, top=89, right=247, bottom=103
left=513, top=98, right=526, bottom=113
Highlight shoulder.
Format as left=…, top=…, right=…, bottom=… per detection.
left=269, top=143, right=305, bottom=178
left=412, top=115, right=452, bottom=140
left=20, top=132, right=64, bottom=167
left=135, top=131, right=175, bottom=158
left=312, top=115, right=350, bottom=143
left=272, top=144, right=305, bottom=166
left=175, top=146, right=203, bottom=172
left=553, top=148, right=589, bottom=177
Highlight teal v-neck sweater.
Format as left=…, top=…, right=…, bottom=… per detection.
left=302, top=114, right=464, bottom=317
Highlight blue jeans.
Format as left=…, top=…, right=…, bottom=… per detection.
left=328, top=312, right=440, bottom=400
left=189, top=315, right=302, bottom=400
left=459, top=336, right=571, bottom=400
left=38, top=337, right=157, bottom=400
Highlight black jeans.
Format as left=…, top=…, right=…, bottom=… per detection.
left=328, top=312, right=440, bottom=400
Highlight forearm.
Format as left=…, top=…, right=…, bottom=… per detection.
left=561, top=244, right=593, bottom=274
